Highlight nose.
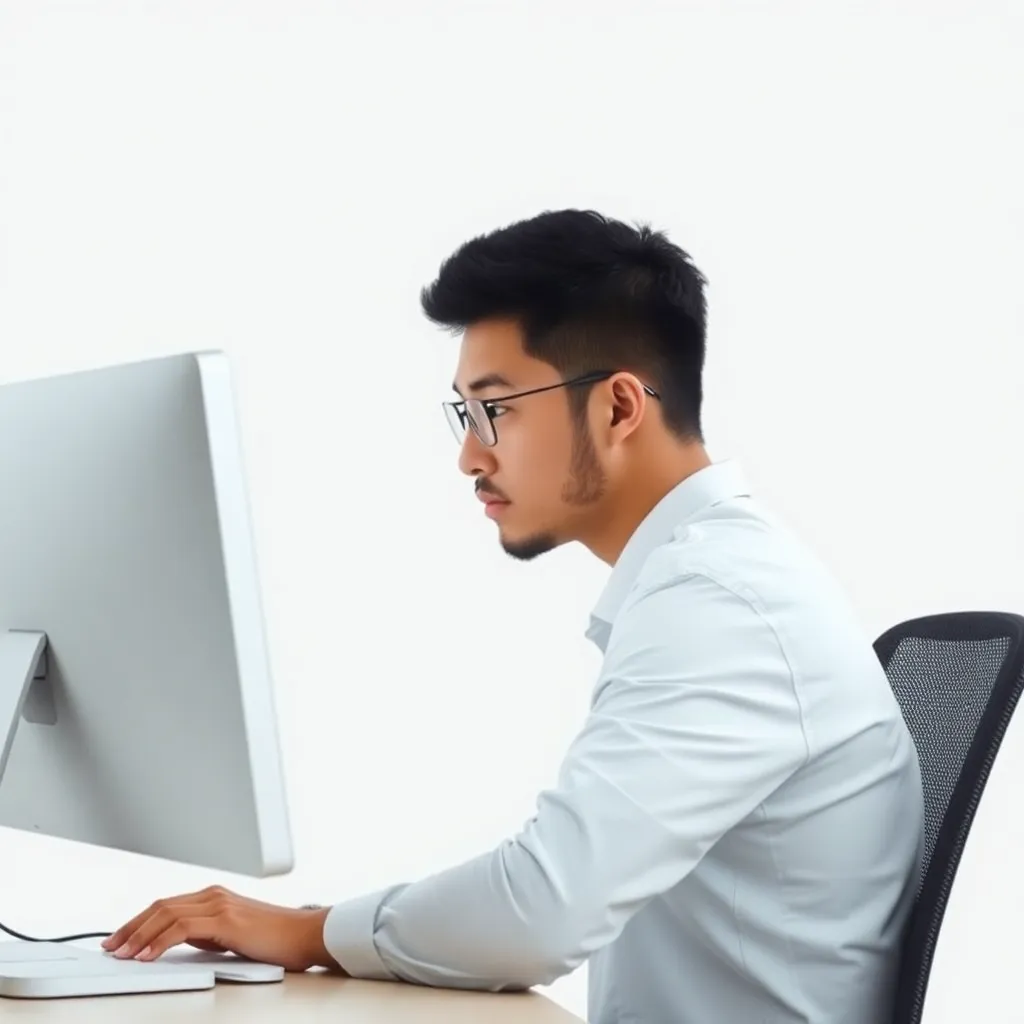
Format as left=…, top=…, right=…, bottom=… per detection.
left=457, top=427, right=497, bottom=478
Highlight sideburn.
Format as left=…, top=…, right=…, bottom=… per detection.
left=561, top=402, right=606, bottom=506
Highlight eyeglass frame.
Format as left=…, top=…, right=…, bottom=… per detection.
left=442, top=369, right=660, bottom=448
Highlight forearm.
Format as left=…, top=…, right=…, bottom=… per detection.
left=319, top=759, right=723, bottom=991
left=322, top=836, right=587, bottom=991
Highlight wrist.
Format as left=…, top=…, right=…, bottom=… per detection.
left=296, top=906, right=337, bottom=971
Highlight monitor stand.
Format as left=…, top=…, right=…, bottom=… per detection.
left=0, top=630, right=48, bottom=783
left=0, top=629, right=221, bottom=999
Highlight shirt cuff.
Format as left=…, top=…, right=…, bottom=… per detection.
left=322, top=887, right=402, bottom=980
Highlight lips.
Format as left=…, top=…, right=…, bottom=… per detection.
left=476, top=486, right=509, bottom=506
left=476, top=488, right=510, bottom=521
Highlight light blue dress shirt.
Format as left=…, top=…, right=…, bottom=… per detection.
left=323, top=460, right=925, bottom=1023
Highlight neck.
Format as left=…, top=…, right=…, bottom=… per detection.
left=584, top=443, right=712, bottom=566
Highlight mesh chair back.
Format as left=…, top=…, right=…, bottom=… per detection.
left=875, top=611, right=1024, bottom=1024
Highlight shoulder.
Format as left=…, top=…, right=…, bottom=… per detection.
left=627, top=505, right=785, bottom=614
left=603, top=503, right=813, bottom=677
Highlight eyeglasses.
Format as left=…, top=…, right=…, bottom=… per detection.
left=442, top=370, right=660, bottom=448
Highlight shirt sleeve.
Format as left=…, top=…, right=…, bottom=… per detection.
left=322, top=571, right=810, bottom=990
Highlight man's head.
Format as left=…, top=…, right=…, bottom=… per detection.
left=421, top=209, right=708, bottom=563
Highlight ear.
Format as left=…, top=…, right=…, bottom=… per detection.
left=594, top=373, right=649, bottom=445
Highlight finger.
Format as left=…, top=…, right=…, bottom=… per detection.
left=103, top=907, right=159, bottom=951
left=111, top=901, right=212, bottom=959
left=136, top=916, right=221, bottom=962
left=102, top=888, right=223, bottom=950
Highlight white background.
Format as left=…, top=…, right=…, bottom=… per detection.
left=0, top=2, right=1021, bottom=1020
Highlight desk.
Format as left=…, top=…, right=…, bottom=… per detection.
left=0, top=970, right=585, bottom=1022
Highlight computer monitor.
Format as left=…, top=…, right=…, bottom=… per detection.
left=0, top=350, right=293, bottom=877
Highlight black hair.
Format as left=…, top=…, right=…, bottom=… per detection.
left=420, top=208, right=708, bottom=442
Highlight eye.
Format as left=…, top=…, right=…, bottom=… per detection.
left=485, top=402, right=510, bottom=418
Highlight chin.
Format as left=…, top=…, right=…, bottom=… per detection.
left=499, top=528, right=561, bottom=562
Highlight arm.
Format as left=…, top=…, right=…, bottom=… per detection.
left=324, top=572, right=809, bottom=990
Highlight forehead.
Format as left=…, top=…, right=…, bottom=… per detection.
left=452, top=318, right=546, bottom=394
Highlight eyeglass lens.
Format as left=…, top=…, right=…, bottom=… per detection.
left=444, top=401, right=496, bottom=446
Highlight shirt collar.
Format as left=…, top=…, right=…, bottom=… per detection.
left=585, top=460, right=751, bottom=647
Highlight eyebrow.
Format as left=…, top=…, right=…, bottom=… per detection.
left=451, top=372, right=514, bottom=398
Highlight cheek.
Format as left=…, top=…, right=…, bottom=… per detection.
left=500, top=420, right=570, bottom=500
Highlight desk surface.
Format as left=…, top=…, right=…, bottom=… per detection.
left=0, top=970, right=584, bottom=1022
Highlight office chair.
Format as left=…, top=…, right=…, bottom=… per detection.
left=875, top=610, right=1024, bottom=1024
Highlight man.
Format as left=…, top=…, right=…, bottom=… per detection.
left=104, top=210, right=925, bottom=1023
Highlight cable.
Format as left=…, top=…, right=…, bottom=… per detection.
left=0, top=920, right=112, bottom=943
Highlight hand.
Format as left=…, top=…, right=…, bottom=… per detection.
left=101, top=885, right=336, bottom=973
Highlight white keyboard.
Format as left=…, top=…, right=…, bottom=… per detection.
left=0, top=941, right=283, bottom=999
